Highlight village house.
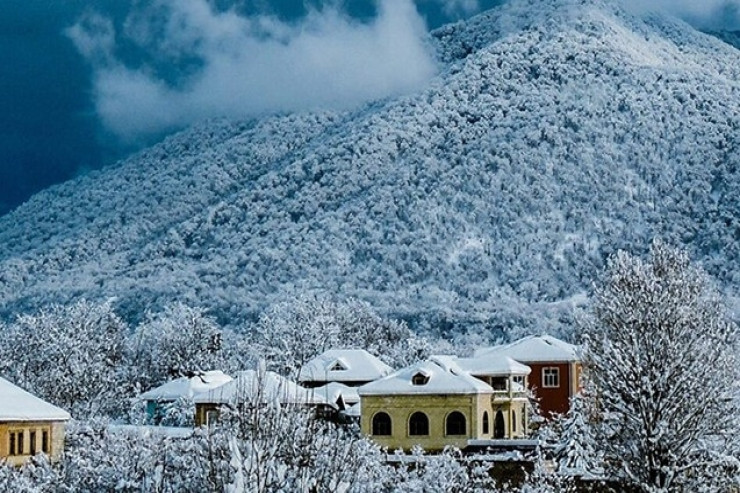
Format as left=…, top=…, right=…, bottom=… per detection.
left=138, top=370, right=233, bottom=424
left=359, top=355, right=531, bottom=452
left=456, top=355, right=532, bottom=439
left=298, top=349, right=394, bottom=388
left=0, top=377, right=70, bottom=465
left=312, top=381, right=360, bottom=419
left=475, top=335, right=581, bottom=417
left=192, top=368, right=329, bottom=426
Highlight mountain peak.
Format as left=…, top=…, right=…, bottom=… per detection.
left=1, top=1, right=739, bottom=336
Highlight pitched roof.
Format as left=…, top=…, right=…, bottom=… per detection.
left=313, top=382, right=360, bottom=406
left=298, top=349, right=393, bottom=383
left=475, top=335, right=581, bottom=363
left=139, top=371, right=233, bottom=401
left=358, top=356, right=493, bottom=396
left=0, top=377, right=71, bottom=422
left=193, top=370, right=326, bottom=406
left=456, top=356, right=531, bottom=377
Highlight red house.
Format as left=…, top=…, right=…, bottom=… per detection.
left=475, top=335, right=581, bottom=417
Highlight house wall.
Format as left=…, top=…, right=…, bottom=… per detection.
left=491, top=398, right=529, bottom=438
left=360, top=393, right=494, bottom=452
left=0, top=421, right=66, bottom=466
left=525, top=362, right=580, bottom=416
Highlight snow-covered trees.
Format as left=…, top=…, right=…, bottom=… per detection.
left=583, top=241, right=740, bottom=491
left=131, top=303, right=238, bottom=390
left=0, top=299, right=131, bottom=417
left=253, top=296, right=430, bottom=377
left=553, top=390, right=600, bottom=478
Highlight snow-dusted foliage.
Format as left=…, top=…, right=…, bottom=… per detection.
left=0, top=300, right=131, bottom=418
left=553, top=390, right=601, bottom=478
left=583, top=241, right=740, bottom=491
left=130, top=303, right=239, bottom=390
left=253, top=296, right=430, bottom=377
left=0, top=0, right=738, bottom=335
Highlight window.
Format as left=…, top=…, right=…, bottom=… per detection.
left=512, top=375, right=525, bottom=388
left=445, top=411, right=466, bottom=436
left=409, top=412, right=429, bottom=436
left=491, top=377, right=507, bottom=391
left=206, top=410, right=219, bottom=427
left=512, top=410, right=517, bottom=432
left=329, top=360, right=347, bottom=371
left=9, top=432, right=16, bottom=456
left=30, top=431, right=36, bottom=456
left=412, top=372, right=429, bottom=386
left=543, top=367, right=560, bottom=388
left=17, top=431, right=24, bottom=455
left=372, top=412, right=392, bottom=436
left=482, top=411, right=490, bottom=435
left=521, top=406, right=527, bottom=431
left=42, top=430, right=49, bottom=454
left=494, top=411, right=505, bottom=439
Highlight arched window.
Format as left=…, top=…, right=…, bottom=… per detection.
left=372, top=412, right=392, bottom=436
left=494, top=410, right=505, bottom=439
left=482, top=411, right=490, bottom=435
left=512, top=410, right=517, bottom=432
left=445, top=411, right=466, bottom=436
left=409, top=412, right=429, bottom=436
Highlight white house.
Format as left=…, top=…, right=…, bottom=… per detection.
left=139, top=370, right=233, bottom=423
left=193, top=369, right=329, bottom=426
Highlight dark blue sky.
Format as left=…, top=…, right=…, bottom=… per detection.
left=0, top=0, right=505, bottom=216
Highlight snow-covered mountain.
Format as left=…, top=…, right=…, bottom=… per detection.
left=1, top=0, right=739, bottom=336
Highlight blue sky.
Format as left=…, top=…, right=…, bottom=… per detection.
left=0, top=0, right=737, bottom=216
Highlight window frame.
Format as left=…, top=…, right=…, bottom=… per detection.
left=29, top=431, right=36, bottom=456
left=445, top=411, right=467, bottom=436
left=371, top=412, right=392, bottom=436
left=408, top=411, right=430, bottom=436
left=542, top=367, right=560, bottom=388
left=42, top=430, right=49, bottom=454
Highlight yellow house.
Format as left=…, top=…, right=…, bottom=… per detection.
left=0, top=377, right=71, bottom=465
left=456, top=355, right=532, bottom=440
left=359, top=356, right=529, bottom=452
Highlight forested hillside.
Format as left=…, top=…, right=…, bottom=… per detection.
left=1, top=0, right=738, bottom=337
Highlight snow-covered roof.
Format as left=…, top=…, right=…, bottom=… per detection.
left=298, top=349, right=393, bottom=384
left=0, top=377, right=71, bottom=422
left=139, top=371, right=233, bottom=401
left=457, top=356, right=531, bottom=377
left=313, top=382, right=360, bottom=406
left=475, top=335, right=581, bottom=363
left=358, top=356, right=493, bottom=396
left=193, top=370, right=326, bottom=406
left=344, top=402, right=361, bottom=417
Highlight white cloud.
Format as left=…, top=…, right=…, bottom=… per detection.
left=67, top=0, right=438, bottom=142
left=432, top=0, right=481, bottom=16
left=621, top=0, right=740, bottom=30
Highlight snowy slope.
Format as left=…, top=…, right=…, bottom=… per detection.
left=1, top=0, right=738, bottom=336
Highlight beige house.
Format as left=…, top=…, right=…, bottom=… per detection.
left=456, top=355, right=531, bottom=439
left=360, top=356, right=514, bottom=452
left=0, top=377, right=70, bottom=465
